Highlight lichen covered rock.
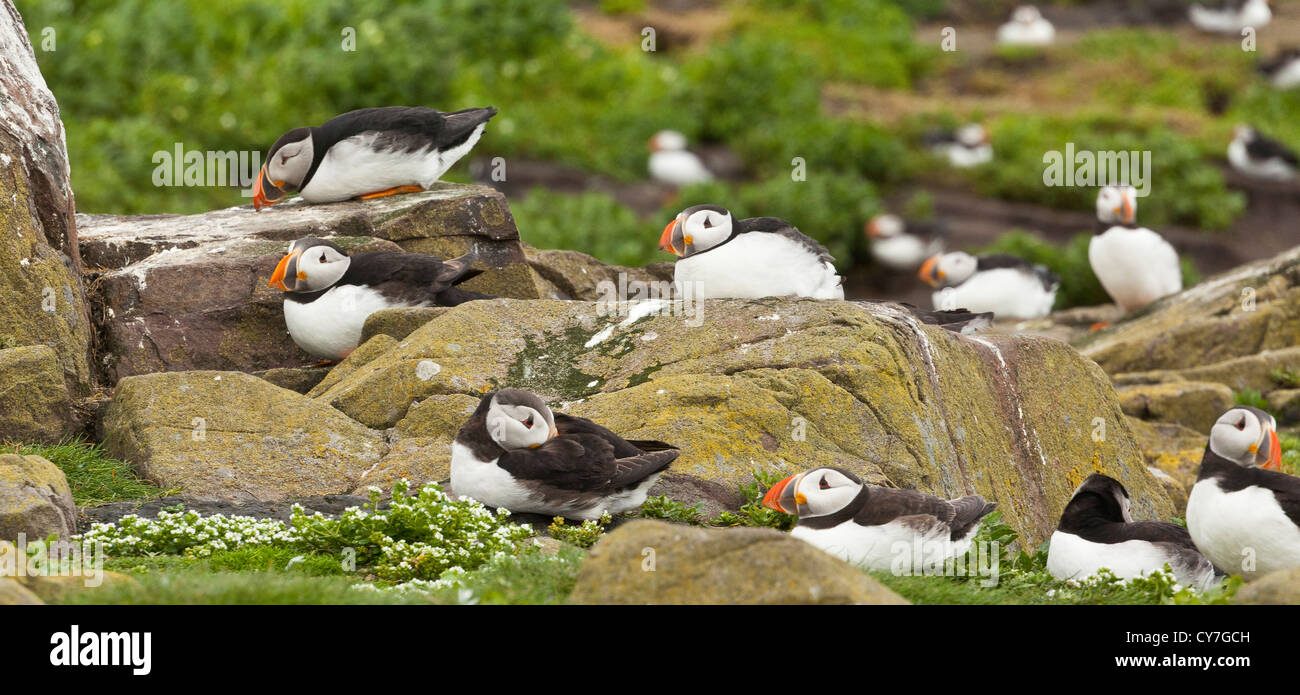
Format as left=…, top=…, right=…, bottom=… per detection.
left=0, top=454, right=76, bottom=541
left=0, top=345, right=79, bottom=443
left=1116, top=381, right=1234, bottom=433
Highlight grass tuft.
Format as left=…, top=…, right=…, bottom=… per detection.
left=7, top=438, right=172, bottom=506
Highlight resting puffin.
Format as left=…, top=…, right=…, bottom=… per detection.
left=660, top=204, right=844, bottom=299
left=919, top=251, right=1059, bottom=320
left=647, top=130, right=714, bottom=186
left=1228, top=124, right=1298, bottom=181
left=866, top=214, right=946, bottom=272
left=1186, top=406, right=1298, bottom=580
left=1189, top=0, right=1271, bottom=33
left=1047, top=474, right=1221, bottom=591
left=268, top=237, right=487, bottom=360
left=1259, top=48, right=1300, bottom=90
left=252, top=106, right=498, bottom=210
left=997, top=5, right=1055, bottom=46
left=924, top=124, right=993, bottom=168
left=763, top=467, right=996, bottom=572
left=1089, top=185, right=1182, bottom=313
left=450, top=388, right=679, bottom=520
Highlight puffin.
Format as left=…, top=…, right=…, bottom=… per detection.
left=252, top=106, right=498, bottom=210
left=919, top=251, right=1059, bottom=320
left=866, top=214, right=946, bottom=272
left=1189, top=0, right=1271, bottom=33
left=997, top=5, right=1056, bottom=47
left=1186, top=406, right=1299, bottom=580
left=1089, top=185, right=1182, bottom=313
left=449, top=388, right=679, bottom=520
left=1259, top=47, right=1300, bottom=89
left=268, top=237, right=487, bottom=361
left=659, top=204, right=845, bottom=299
left=924, top=124, right=993, bottom=168
left=1228, top=124, right=1298, bottom=181
left=1047, top=474, right=1221, bottom=591
left=762, top=466, right=996, bottom=572
left=647, top=130, right=714, bottom=186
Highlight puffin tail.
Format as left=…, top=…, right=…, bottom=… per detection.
left=436, top=246, right=484, bottom=286
left=949, top=496, right=997, bottom=541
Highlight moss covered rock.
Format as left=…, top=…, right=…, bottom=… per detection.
left=1116, top=381, right=1234, bottom=433
left=1126, top=417, right=1207, bottom=515
left=0, top=454, right=76, bottom=542
left=570, top=519, right=909, bottom=604
left=0, top=578, right=42, bottom=605
left=523, top=244, right=676, bottom=301
left=353, top=393, right=481, bottom=493
left=1234, top=567, right=1300, bottom=604
left=101, top=371, right=387, bottom=501
left=360, top=307, right=451, bottom=343
left=0, top=345, right=79, bottom=443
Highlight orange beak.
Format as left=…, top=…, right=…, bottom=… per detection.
left=659, top=219, right=681, bottom=256
left=268, top=249, right=300, bottom=291
left=1120, top=195, right=1134, bottom=224
left=866, top=219, right=881, bottom=239
left=252, top=165, right=287, bottom=211
left=1262, top=429, right=1283, bottom=471
left=918, top=255, right=944, bottom=287
left=762, top=474, right=802, bottom=514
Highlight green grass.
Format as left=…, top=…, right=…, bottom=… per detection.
left=1234, top=389, right=1271, bottom=413
left=1269, top=367, right=1300, bottom=390
left=57, top=571, right=430, bottom=605
left=9, top=438, right=172, bottom=505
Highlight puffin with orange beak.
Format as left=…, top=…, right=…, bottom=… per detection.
left=1187, top=406, right=1300, bottom=579
left=252, top=105, right=497, bottom=211
left=1088, top=184, right=1181, bottom=313
left=919, top=251, right=1058, bottom=320
left=450, top=388, right=679, bottom=520
left=866, top=213, right=946, bottom=272
left=268, top=237, right=487, bottom=361
left=762, top=466, right=996, bottom=572
left=659, top=204, right=845, bottom=299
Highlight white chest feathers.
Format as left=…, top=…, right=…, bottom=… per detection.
left=791, top=518, right=975, bottom=573
left=674, top=233, right=844, bottom=300
left=1046, top=531, right=1218, bottom=591
left=1088, top=227, right=1182, bottom=312
left=932, top=268, right=1055, bottom=320
left=1187, top=478, right=1300, bottom=579
left=649, top=150, right=713, bottom=186
left=282, top=284, right=409, bottom=360
left=301, top=124, right=486, bottom=202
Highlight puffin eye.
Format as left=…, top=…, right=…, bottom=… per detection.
left=319, top=253, right=328, bottom=263
left=523, top=415, right=534, bottom=429
left=703, top=217, right=714, bottom=228
left=1235, top=419, right=1246, bottom=430
left=819, top=476, right=830, bottom=490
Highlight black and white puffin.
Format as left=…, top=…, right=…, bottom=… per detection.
left=1189, top=0, right=1271, bottom=33
left=647, top=130, right=714, bottom=186
left=659, top=204, right=845, bottom=299
left=923, top=124, right=993, bottom=168
left=449, top=388, right=679, bottom=520
left=1186, top=406, right=1299, bottom=580
left=1047, top=474, right=1221, bottom=591
left=268, top=237, right=487, bottom=360
left=1089, top=185, right=1182, bottom=313
left=866, top=214, right=946, bottom=272
left=919, top=251, right=1059, bottom=320
left=997, top=5, right=1055, bottom=46
left=252, top=106, right=498, bottom=210
left=762, top=466, right=996, bottom=572
left=1259, top=47, right=1300, bottom=89
left=1228, top=124, right=1298, bottom=181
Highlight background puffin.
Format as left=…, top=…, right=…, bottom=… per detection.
left=997, top=5, right=1055, bottom=47
left=252, top=105, right=498, bottom=210
left=1189, top=0, right=1271, bottom=34
left=1259, top=47, right=1300, bottom=89
left=919, top=251, right=1059, bottom=320
left=450, top=388, right=679, bottom=520
left=647, top=130, right=714, bottom=186
left=1047, top=474, right=1221, bottom=591
left=762, top=466, right=996, bottom=572
left=1089, top=185, right=1182, bottom=314
left=1228, top=124, right=1298, bottom=181
left=866, top=213, right=946, bottom=272
left=923, top=124, right=992, bottom=168
left=660, top=204, right=845, bottom=299
left=268, top=237, right=487, bottom=361
left=1187, top=406, right=1299, bottom=580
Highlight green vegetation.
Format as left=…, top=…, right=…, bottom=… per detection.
left=1233, top=389, right=1271, bottom=413
left=547, top=514, right=611, bottom=549
left=1268, top=367, right=1300, bottom=390
left=9, top=438, right=171, bottom=506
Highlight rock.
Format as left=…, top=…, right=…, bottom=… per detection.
left=0, top=345, right=79, bottom=443
left=1234, top=567, right=1300, bottom=604
left=569, top=519, right=909, bottom=604
left=78, top=493, right=377, bottom=528
left=17, top=571, right=135, bottom=603
left=0, top=454, right=76, bottom=541
left=80, top=183, right=542, bottom=383
left=523, top=244, right=676, bottom=301
left=254, top=366, right=330, bottom=394
left=0, top=577, right=42, bottom=605
left=309, top=297, right=1169, bottom=544
left=1110, top=346, right=1300, bottom=396
left=354, top=393, right=481, bottom=493
left=1116, top=381, right=1234, bottom=433
left=306, top=334, right=401, bottom=399
left=0, top=7, right=94, bottom=393
left=360, top=307, right=451, bottom=343
left=1127, top=417, right=1207, bottom=515
left=100, top=371, right=387, bottom=501
left=1267, top=389, right=1300, bottom=425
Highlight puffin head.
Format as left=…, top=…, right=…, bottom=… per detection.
left=648, top=130, right=688, bottom=153
left=485, top=388, right=558, bottom=450
left=1096, top=185, right=1136, bottom=225
left=254, top=127, right=314, bottom=210
left=762, top=466, right=863, bottom=518
left=268, top=237, right=350, bottom=293
left=1208, top=406, right=1282, bottom=471
left=659, top=204, right=733, bottom=258
left=956, top=123, right=989, bottom=148
left=866, top=214, right=904, bottom=240
left=1012, top=5, right=1042, bottom=24
left=1232, top=123, right=1256, bottom=143
left=918, top=251, right=976, bottom=288
left=1061, top=473, right=1133, bottom=527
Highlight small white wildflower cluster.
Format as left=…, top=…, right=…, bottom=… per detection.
left=1045, top=567, right=1185, bottom=601
left=75, top=510, right=301, bottom=558
left=290, top=478, right=533, bottom=582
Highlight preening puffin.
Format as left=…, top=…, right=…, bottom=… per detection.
left=866, top=214, right=946, bottom=272
left=997, top=5, right=1056, bottom=46
left=762, top=466, right=996, bottom=572
left=268, top=237, right=487, bottom=360
left=1189, top=0, right=1271, bottom=34
left=252, top=106, right=497, bottom=210
left=1228, top=124, right=1298, bottom=181
left=1047, top=474, right=1221, bottom=591
left=647, top=130, right=714, bottom=186
left=1186, top=406, right=1299, bottom=580
left=1089, top=185, right=1182, bottom=313
left=659, top=204, right=845, bottom=299
left=919, top=251, right=1059, bottom=320
left=450, top=388, right=679, bottom=520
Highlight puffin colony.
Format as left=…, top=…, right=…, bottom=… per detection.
left=251, top=103, right=1300, bottom=587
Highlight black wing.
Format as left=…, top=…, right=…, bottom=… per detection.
left=855, top=487, right=957, bottom=527
left=736, top=216, right=838, bottom=266
left=319, top=105, right=498, bottom=153
left=1258, top=48, right=1300, bottom=75
left=554, top=412, right=647, bottom=459
left=948, top=495, right=997, bottom=540
left=341, top=249, right=484, bottom=305
left=1245, top=132, right=1300, bottom=167
left=495, top=431, right=675, bottom=493
left=867, top=301, right=994, bottom=334
left=1097, top=520, right=1198, bottom=547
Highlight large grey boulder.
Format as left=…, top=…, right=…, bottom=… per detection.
left=0, top=453, right=76, bottom=542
